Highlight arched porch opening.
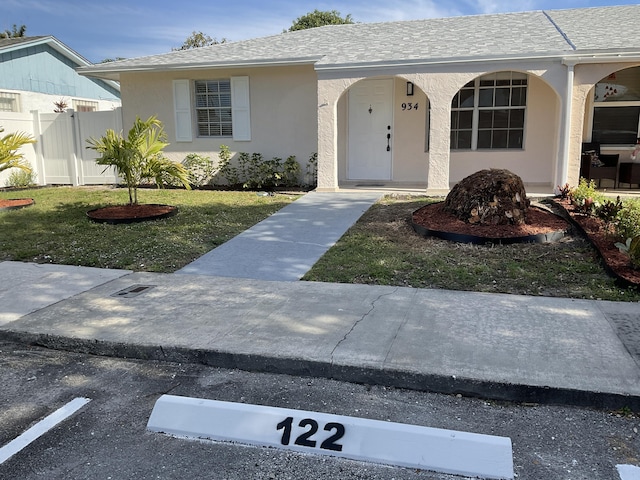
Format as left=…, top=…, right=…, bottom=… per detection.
left=335, top=76, right=430, bottom=188
left=448, top=70, right=561, bottom=192
left=577, top=65, right=640, bottom=189
left=584, top=66, right=640, bottom=145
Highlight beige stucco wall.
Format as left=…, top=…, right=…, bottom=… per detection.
left=119, top=65, right=318, bottom=170
left=449, top=75, right=560, bottom=186
left=116, top=58, right=639, bottom=192
left=319, top=61, right=567, bottom=193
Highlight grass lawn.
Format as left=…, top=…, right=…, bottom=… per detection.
left=0, top=186, right=299, bottom=272
left=2, top=187, right=639, bottom=302
left=302, top=195, right=640, bottom=302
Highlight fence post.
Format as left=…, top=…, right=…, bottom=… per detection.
left=31, top=110, right=46, bottom=186
left=71, top=109, right=86, bottom=186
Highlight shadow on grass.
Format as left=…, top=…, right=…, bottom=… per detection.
left=0, top=190, right=295, bottom=272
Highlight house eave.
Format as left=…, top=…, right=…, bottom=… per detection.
left=77, top=55, right=323, bottom=81
left=561, top=51, right=640, bottom=66
left=315, top=50, right=640, bottom=73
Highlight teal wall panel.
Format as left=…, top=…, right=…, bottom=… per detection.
left=0, top=44, right=119, bottom=100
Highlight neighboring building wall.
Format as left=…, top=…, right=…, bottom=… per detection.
left=0, top=43, right=120, bottom=107
left=119, top=65, right=318, bottom=168
left=0, top=88, right=119, bottom=113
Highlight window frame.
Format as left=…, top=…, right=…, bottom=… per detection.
left=450, top=72, right=528, bottom=151
left=0, top=91, right=20, bottom=112
left=590, top=67, right=640, bottom=146
left=194, top=79, right=233, bottom=138
left=72, top=99, right=98, bottom=112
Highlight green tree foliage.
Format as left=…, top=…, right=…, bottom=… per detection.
left=0, top=127, right=35, bottom=174
left=87, top=116, right=190, bottom=205
left=0, top=24, right=26, bottom=39
left=288, top=10, right=354, bottom=31
left=173, top=31, right=227, bottom=50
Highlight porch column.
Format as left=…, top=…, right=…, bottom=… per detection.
left=556, top=61, right=575, bottom=188
left=425, top=96, right=452, bottom=196
left=316, top=79, right=341, bottom=192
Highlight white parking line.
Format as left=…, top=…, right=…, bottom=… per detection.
left=0, top=397, right=91, bottom=464
left=618, top=464, right=640, bottom=480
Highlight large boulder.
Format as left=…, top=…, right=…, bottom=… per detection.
left=443, top=169, right=530, bottom=226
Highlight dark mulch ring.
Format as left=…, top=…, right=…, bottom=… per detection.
left=0, top=198, right=35, bottom=210
left=411, top=202, right=570, bottom=239
left=86, top=204, right=178, bottom=224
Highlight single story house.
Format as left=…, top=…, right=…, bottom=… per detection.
left=0, top=36, right=120, bottom=113
left=78, top=5, right=640, bottom=193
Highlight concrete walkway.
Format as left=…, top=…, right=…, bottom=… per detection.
left=176, top=191, right=383, bottom=281
left=1, top=191, right=640, bottom=411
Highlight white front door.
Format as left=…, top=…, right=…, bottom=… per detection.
left=348, top=79, right=393, bottom=180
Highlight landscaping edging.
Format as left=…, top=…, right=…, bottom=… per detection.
left=87, top=204, right=178, bottom=225
left=0, top=198, right=35, bottom=211
left=411, top=204, right=567, bottom=245
left=549, top=198, right=640, bottom=289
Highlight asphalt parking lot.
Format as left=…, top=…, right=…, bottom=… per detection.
left=1, top=340, right=638, bottom=480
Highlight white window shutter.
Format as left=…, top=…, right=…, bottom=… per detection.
left=231, top=76, right=251, bottom=141
left=173, top=80, right=193, bottom=142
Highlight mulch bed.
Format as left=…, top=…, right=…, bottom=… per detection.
left=0, top=198, right=35, bottom=210
left=411, top=199, right=640, bottom=288
left=411, top=202, right=569, bottom=238
left=550, top=198, right=640, bottom=288
left=86, top=204, right=177, bottom=224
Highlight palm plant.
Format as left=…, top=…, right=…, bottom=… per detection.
left=0, top=127, right=36, bottom=175
left=87, top=116, right=190, bottom=205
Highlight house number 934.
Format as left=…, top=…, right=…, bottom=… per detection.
left=276, top=416, right=345, bottom=452
left=401, top=102, right=419, bottom=111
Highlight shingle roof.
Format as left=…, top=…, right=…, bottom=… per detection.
left=0, top=36, right=48, bottom=49
left=78, top=5, right=640, bottom=79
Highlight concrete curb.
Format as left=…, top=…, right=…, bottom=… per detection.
left=3, top=329, right=639, bottom=412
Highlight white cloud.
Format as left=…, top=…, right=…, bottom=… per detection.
left=349, top=0, right=463, bottom=22
left=468, top=0, right=538, bottom=14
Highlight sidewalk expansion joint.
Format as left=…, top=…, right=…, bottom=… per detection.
left=330, top=288, right=399, bottom=362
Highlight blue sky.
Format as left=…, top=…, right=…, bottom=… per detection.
left=3, top=0, right=638, bottom=63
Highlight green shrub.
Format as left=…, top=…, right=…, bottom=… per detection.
left=282, top=155, right=301, bottom=186
left=595, top=196, right=623, bottom=234
left=616, top=198, right=640, bottom=240
left=183, top=153, right=216, bottom=187
left=5, top=164, right=36, bottom=187
left=305, top=152, right=318, bottom=187
left=256, top=156, right=283, bottom=189
left=615, top=236, right=640, bottom=269
left=217, top=145, right=239, bottom=186
left=216, top=146, right=309, bottom=190
left=570, top=178, right=606, bottom=215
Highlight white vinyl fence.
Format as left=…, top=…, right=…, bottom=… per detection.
left=0, top=108, right=122, bottom=187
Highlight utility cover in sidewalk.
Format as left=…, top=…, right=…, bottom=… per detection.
left=111, top=285, right=155, bottom=298
left=147, top=395, right=513, bottom=479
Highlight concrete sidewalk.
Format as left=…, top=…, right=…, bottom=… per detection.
left=1, top=189, right=640, bottom=411
left=1, top=263, right=639, bottom=410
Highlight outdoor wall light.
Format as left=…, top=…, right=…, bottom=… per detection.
left=406, top=82, right=414, bottom=96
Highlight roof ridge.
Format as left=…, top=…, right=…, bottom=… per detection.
left=542, top=10, right=576, bottom=51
